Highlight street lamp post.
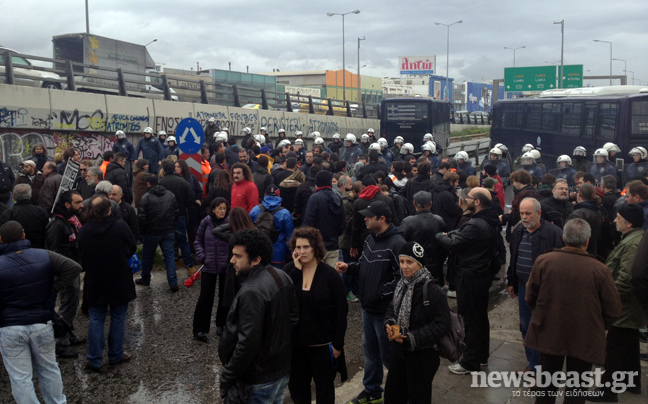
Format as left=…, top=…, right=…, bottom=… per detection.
left=434, top=20, right=462, bottom=102
left=504, top=46, right=525, bottom=67
left=85, top=0, right=90, bottom=33
left=327, top=10, right=360, bottom=101
left=613, top=58, right=627, bottom=84
left=144, top=39, right=158, bottom=47
left=553, top=20, right=564, bottom=88
left=593, top=39, right=613, bottom=86
left=357, top=36, right=366, bottom=103
left=624, top=70, right=635, bottom=85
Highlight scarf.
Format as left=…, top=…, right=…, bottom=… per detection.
left=392, top=267, right=431, bottom=331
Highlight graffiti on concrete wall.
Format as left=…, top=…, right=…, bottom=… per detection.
left=0, top=129, right=115, bottom=174
left=106, top=114, right=150, bottom=133
left=1, top=105, right=107, bottom=132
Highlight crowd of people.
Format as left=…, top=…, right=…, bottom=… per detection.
left=0, top=124, right=647, bottom=404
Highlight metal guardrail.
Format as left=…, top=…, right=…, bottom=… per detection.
left=1, top=50, right=381, bottom=119
left=447, top=134, right=491, bottom=164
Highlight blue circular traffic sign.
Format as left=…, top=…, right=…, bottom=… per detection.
left=175, top=118, right=205, bottom=154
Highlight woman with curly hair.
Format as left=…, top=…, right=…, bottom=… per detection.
left=285, top=227, right=347, bottom=404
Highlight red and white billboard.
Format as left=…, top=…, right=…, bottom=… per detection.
left=399, top=56, right=436, bottom=75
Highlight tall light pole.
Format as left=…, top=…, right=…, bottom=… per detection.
left=144, top=39, right=158, bottom=47
left=85, top=0, right=90, bottom=33
left=504, top=46, right=525, bottom=67
left=613, top=58, right=626, bottom=84
left=435, top=20, right=462, bottom=102
left=624, top=70, right=635, bottom=85
left=357, top=36, right=366, bottom=103
left=593, top=39, right=613, bottom=86
left=553, top=20, right=564, bottom=88
left=327, top=10, right=360, bottom=101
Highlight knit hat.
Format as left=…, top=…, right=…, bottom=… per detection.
left=618, top=203, right=645, bottom=229
left=482, top=177, right=498, bottom=189
left=315, top=170, right=332, bottom=187
left=483, top=164, right=497, bottom=177
left=265, top=184, right=281, bottom=196
left=399, top=241, right=425, bottom=268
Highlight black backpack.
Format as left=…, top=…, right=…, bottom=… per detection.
left=422, top=279, right=466, bottom=363
left=255, top=204, right=282, bottom=243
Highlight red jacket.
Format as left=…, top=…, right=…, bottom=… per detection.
left=231, top=180, right=259, bottom=213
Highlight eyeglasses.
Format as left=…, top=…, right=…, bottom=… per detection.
left=464, top=196, right=476, bottom=201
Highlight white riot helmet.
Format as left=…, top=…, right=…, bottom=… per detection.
left=143, top=127, right=154, bottom=135
left=530, top=149, right=541, bottom=160
left=602, top=142, right=621, bottom=153
left=310, top=131, right=321, bottom=138
left=345, top=133, right=356, bottom=143
left=361, top=134, right=369, bottom=142
left=157, top=130, right=167, bottom=138
left=216, top=132, right=228, bottom=142
left=278, top=139, right=290, bottom=148
left=629, top=147, right=648, bottom=160
left=593, top=148, right=609, bottom=158
left=521, top=152, right=536, bottom=164
left=167, top=136, right=176, bottom=144
left=401, top=143, right=414, bottom=154
left=573, top=146, right=587, bottom=157
left=455, top=151, right=469, bottom=162
left=369, top=143, right=381, bottom=151
left=423, top=133, right=433, bottom=142
left=333, top=133, right=341, bottom=140
left=556, top=155, right=572, bottom=165
left=254, top=134, right=266, bottom=144
left=278, top=128, right=285, bottom=134
left=493, top=143, right=503, bottom=149
left=115, top=130, right=126, bottom=139
left=367, top=128, right=375, bottom=134
left=222, top=127, right=229, bottom=132
left=497, top=144, right=508, bottom=152
left=378, top=138, right=388, bottom=148
left=489, top=147, right=503, bottom=157
left=208, top=117, right=216, bottom=123
left=241, top=127, right=251, bottom=134
left=294, top=138, right=305, bottom=146
left=260, top=127, right=267, bottom=133
left=422, top=141, right=437, bottom=154
left=213, top=131, right=221, bottom=139
left=314, top=137, right=324, bottom=145
left=295, top=131, right=303, bottom=137
left=394, top=136, right=404, bottom=145
left=522, top=144, right=534, bottom=153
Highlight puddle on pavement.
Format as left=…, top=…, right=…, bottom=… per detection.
left=129, top=381, right=202, bottom=404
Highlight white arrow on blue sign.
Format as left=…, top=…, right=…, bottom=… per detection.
left=175, top=118, right=205, bottom=154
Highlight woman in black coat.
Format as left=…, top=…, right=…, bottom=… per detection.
left=384, top=241, right=451, bottom=404
left=285, top=227, right=347, bottom=404
left=78, top=195, right=137, bottom=371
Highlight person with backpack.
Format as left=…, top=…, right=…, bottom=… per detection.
left=249, top=184, right=294, bottom=269
left=383, top=241, right=451, bottom=404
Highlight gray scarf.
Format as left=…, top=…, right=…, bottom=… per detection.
left=393, top=267, right=431, bottom=331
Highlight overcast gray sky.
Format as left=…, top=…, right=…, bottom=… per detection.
left=3, top=0, right=647, bottom=86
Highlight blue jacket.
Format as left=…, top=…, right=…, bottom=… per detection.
left=381, top=148, right=395, bottom=166
left=250, top=195, right=294, bottom=265
left=135, top=136, right=164, bottom=164
left=0, top=240, right=81, bottom=327
left=342, top=145, right=362, bottom=165
left=112, top=138, right=136, bottom=161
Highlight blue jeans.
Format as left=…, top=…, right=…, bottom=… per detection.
left=174, top=215, right=194, bottom=268
left=0, top=322, right=66, bottom=404
left=87, top=303, right=128, bottom=368
left=518, top=282, right=540, bottom=370
left=141, top=232, right=177, bottom=286
left=249, top=373, right=290, bottom=404
left=362, top=310, right=392, bottom=395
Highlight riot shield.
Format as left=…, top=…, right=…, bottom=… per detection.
left=549, top=168, right=577, bottom=187
left=623, top=162, right=648, bottom=185
left=586, top=162, right=616, bottom=182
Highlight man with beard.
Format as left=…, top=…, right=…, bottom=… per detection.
left=13, top=160, right=45, bottom=205
left=39, top=162, right=62, bottom=213
left=540, top=179, right=574, bottom=229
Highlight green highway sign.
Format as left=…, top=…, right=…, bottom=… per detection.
left=559, top=64, right=584, bottom=88
left=504, top=66, right=557, bottom=92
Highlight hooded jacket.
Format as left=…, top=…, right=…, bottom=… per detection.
left=303, top=187, right=345, bottom=250
left=568, top=201, right=604, bottom=255
left=250, top=195, right=294, bottom=265
left=399, top=174, right=436, bottom=209
left=431, top=181, right=463, bottom=231
left=78, top=215, right=137, bottom=306
left=137, top=185, right=178, bottom=236
left=436, top=208, right=500, bottom=278
left=105, top=161, right=133, bottom=204
left=45, top=204, right=81, bottom=263
left=195, top=215, right=230, bottom=275
left=347, top=224, right=405, bottom=314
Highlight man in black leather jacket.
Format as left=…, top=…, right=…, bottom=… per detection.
left=219, top=228, right=298, bottom=402
left=436, top=188, right=499, bottom=374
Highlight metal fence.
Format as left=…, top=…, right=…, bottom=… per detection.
left=1, top=50, right=381, bottom=119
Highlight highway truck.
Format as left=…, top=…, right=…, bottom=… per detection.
left=52, top=33, right=176, bottom=100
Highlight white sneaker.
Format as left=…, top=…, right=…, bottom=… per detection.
left=446, top=289, right=457, bottom=298
left=448, top=363, right=471, bottom=375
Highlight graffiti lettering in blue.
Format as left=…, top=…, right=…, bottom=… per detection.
left=0, top=107, right=29, bottom=127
